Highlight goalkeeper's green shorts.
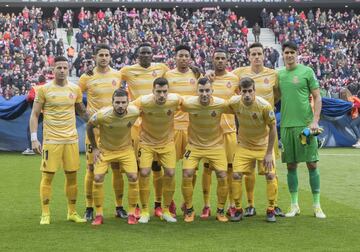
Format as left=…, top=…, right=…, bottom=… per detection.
left=280, top=126, right=319, bottom=164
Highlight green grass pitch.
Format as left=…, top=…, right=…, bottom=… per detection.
left=1, top=148, right=359, bottom=251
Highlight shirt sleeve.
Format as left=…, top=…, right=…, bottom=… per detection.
left=75, top=86, right=83, bottom=103
left=307, top=67, right=320, bottom=91
left=89, top=111, right=101, bottom=127
left=78, top=75, right=87, bottom=92
left=35, top=86, right=45, bottom=104
left=263, top=104, right=276, bottom=127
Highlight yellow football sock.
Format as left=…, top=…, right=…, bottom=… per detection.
left=192, top=173, right=197, bottom=188
left=128, top=181, right=139, bottom=214
left=182, top=177, right=193, bottom=209
left=112, top=168, right=124, bottom=207
left=227, top=169, right=234, bottom=206
left=245, top=172, right=256, bottom=207
left=216, top=177, right=228, bottom=209
left=40, top=172, right=54, bottom=215
left=85, top=169, right=94, bottom=208
left=153, top=170, right=163, bottom=204
left=93, top=181, right=104, bottom=216
left=202, top=168, right=212, bottom=207
left=267, top=178, right=277, bottom=210
left=231, top=179, right=242, bottom=209
left=274, top=175, right=279, bottom=207
left=162, top=175, right=175, bottom=211
left=139, top=176, right=150, bottom=212
left=65, top=172, right=77, bottom=214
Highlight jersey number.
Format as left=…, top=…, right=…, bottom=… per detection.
left=138, top=149, right=142, bottom=158
left=87, top=144, right=93, bottom=153
left=184, top=150, right=191, bottom=159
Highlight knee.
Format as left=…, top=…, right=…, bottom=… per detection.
left=306, top=162, right=317, bottom=170
left=216, top=171, right=227, bottom=179
left=94, top=174, right=104, bottom=183
left=127, top=173, right=138, bottom=182
left=140, top=168, right=151, bottom=177
left=266, top=173, right=275, bottom=180
left=165, top=169, right=175, bottom=177
left=183, top=169, right=194, bottom=178
left=232, top=172, right=242, bottom=180
left=287, top=163, right=297, bottom=170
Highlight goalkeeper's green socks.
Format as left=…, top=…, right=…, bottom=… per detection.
left=308, top=168, right=321, bottom=206
left=287, top=168, right=298, bottom=205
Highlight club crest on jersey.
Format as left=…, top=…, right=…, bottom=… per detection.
left=127, top=122, right=132, bottom=128
left=226, top=82, right=232, bottom=88
left=112, top=80, right=117, bottom=87
left=190, top=79, right=196, bottom=85
left=269, top=110, right=275, bottom=119
left=69, top=93, right=75, bottom=99
left=252, top=113, right=258, bottom=119
left=293, top=76, right=299, bottom=84
left=211, top=111, right=217, bottom=117
left=264, top=78, right=270, bottom=85
left=167, top=109, right=172, bottom=116
left=152, top=70, right=157, bottom=77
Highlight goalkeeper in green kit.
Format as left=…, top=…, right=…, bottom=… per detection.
left=277, top=41, right=326, bottom=219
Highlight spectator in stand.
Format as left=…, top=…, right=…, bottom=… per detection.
left=252, top=23, right=261, bottom=42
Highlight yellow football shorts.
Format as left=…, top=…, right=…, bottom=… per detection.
left=85, top=128, right=99, bottom=165
left=94, top=147, right=137, bottom=175
left=174, top=129, right=188, bottom=161
left=224, top=132, right=237, bottom=164
left=40, top=143, right=80, bottom=172
left=138, top=142, right=176, bottom=169
left=182, top=144, right=227, bottom=171
left=233, top=146, right=276, bottom=175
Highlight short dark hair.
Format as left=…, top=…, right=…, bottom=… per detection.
left=153, top=77, right=169, bottom=88
left=175, top=44, right=191, bottom=54
left=213, top=48, right=227, bottom=57
left=54, top=56, right=68, bottom=63
left=197, top=77, right=211, bottom=86
left=95, top=43, right=110, bottom=55
left=137, top=42, right=152, bottom=56
left=112, top=88, right=128, bottom=102
left=239, top=77, right=255, bottom=90
left=248, top=42, right=264, bottom=54
left=38, top=75, right=46, bottom=83
left=282, top=41, right=298, bottom=52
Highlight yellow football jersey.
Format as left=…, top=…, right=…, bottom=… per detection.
left=78, top=67, right=121, bottom=116
left=89, top=105, right=140, bottom=151
left=132, top=93, right=181, bottom=146
left=165, top=68, right=198, bottom=130
left=181, top=96, right=230, bottom=148
left=35, top=80, right=83, bottom=144
left=212, top=71, right=239, bottom=133
left=229, top=95, right=276, bottom=150
left=232, top=66, right=278, bottom=107
left=120, top=63, right=169, bottom=100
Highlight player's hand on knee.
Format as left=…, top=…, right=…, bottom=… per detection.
left=31, top=140, right=42, bottom=154
left=263, top=153, right=274, bottom=173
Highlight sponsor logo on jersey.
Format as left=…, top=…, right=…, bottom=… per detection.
left=293, top=76, right=299, bottom=84
left=226, top=82, right=232, bottom=88
left=211, top=111, right=217, bottom=117
left=167, top=109, right=172, bottom=116
left=264, top=78, right=270, bottom=85
left=152, top=70, right=157, bottom=77
left=127, top=122, right=132, bottom=128
left=190, top=79, right=196, bottom=85
left=112, top=80, right=117, bottom=87
left=269, top=110, right=275, bottom=119
left=69, top=93, right=75, bottom=99
left=252, top=113, right=258, bottom=120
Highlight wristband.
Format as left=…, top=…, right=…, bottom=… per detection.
left=31, top=132, right=38, bottom=142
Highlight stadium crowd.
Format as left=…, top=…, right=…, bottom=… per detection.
left=0, top=6, right=359, bottom=100
left=267, top=8, right=359, bottom=98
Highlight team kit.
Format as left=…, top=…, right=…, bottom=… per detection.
left=29, top=41, right=326, bottom=226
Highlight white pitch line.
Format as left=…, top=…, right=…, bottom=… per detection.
left=320, top=153, right=360, bottom=156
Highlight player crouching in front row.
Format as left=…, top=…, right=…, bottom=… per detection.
left=87, top=89, right=140, bottom=225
